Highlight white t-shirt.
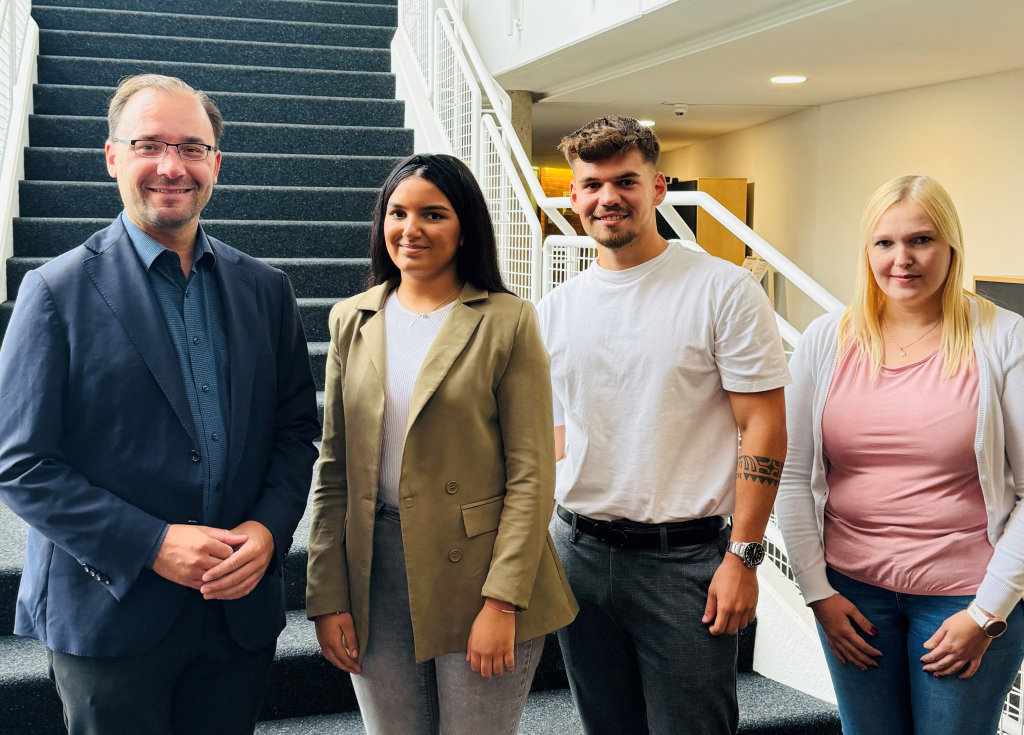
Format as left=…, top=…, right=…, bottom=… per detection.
left=536, top=241, right=792, bottom=523
left=378, top=290, right=458, bottom=507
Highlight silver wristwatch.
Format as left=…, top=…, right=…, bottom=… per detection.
left=967, top=600, right=1007, bottom=638
left=728, top=541, right=765, bottom=569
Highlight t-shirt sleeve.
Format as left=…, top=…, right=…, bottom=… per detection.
left=552, top=385, right=565, bottom=426
left=714, top=272, right=793, bottom=392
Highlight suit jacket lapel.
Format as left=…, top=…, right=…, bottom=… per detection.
left=213, top=242, right=259, bottom=486
left=407, top=302, right=483, bottom=431
left=81, top=224, right=199, bottom=446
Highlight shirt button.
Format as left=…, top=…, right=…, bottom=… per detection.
left=202, top=385, right=210, bottom=393
left=448, top=549, right=463, bottom=563
left=190, top=450, right=201, bottom=462
left=446, top=481, right=458, bottom=495
left=215, top=484, right=222, bottom=493
left=192, top=336, right=199, bottom=345
left=185, top=290, right=190, bottom=297
left=211, top=433, right=218, bottom=441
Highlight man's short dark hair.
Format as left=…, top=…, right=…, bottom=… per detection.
left=557, top=115, right=660, bottom=167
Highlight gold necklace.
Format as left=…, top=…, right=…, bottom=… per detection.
left=883, top=318, right=940, bottom=357
left=396, top=282, right=463, bottom=319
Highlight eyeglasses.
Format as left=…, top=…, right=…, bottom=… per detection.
left=112, top=138, right=215, bottom=161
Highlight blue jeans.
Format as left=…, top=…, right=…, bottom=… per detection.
left=821, top=567, right=1024, bottom=735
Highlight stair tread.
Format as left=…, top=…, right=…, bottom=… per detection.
left=40, top=28, right=392, bottom=55
left=33, top=6, right=397, bottom=48
left=253, top=677, right=841, bottom=734
left=38, top=54, right=394, bottom=76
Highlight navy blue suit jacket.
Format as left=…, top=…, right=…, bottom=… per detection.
left=0, top=218, right=320, bottom=656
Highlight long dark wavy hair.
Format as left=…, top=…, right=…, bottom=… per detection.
left=367, top=154, right=511, bottom=294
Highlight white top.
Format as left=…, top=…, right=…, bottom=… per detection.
left=775, top=300, right=1024, bottom=619
left=378, top=290, right=458, bottom=507
left=536, top=241, right=792, bottom=523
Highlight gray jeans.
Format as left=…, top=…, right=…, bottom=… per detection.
left=551, top=513, right=738, bottom=735
left=352, top=504, right=544, bottom=735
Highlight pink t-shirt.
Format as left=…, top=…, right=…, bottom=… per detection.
left=820, top=347, right=991, bottom=595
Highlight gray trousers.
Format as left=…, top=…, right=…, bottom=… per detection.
left=352, top=504, right=544, bottom=735
left=550, top=514, right=739, bottom=735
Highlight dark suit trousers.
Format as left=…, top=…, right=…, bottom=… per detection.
left=47, top=591, right=276, bottom=735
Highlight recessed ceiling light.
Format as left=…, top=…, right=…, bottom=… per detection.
left=771, top=75, right=807, bottom=84
left=638, top=119, right=656, bottom=126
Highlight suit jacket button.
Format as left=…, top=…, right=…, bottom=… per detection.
left=448, top=549, right=463, bottom=563
left=190, top=450, right=201, bottom=462
left=445, top=482, right=458, bottom=494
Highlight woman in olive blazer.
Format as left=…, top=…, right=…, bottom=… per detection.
left=306, top=154, right=577, bottom=735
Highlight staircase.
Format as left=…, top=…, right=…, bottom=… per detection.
left=0, top=0, right=841, bottom=733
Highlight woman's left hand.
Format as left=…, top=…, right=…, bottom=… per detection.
left=466, top=598, right=517, bottom=679
left=921, top=609, right=993, bottom=678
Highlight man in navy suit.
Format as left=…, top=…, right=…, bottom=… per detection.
left=0, top=74, right=319, bottom=734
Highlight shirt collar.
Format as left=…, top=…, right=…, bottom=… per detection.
left=121, top=211, right=214, bottom=273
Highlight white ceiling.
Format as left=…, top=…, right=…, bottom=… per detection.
left=498, top=0, right=1024, bottom=163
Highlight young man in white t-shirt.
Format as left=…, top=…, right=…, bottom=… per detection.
left=538, top=116, right=791, bottom=734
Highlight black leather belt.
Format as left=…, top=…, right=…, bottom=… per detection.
left=556, top=506, right=725, bottom=549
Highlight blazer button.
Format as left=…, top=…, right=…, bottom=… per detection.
left=446, top=481, right=458, bottom=495
left=190, top=450, right=201, bottom=462
left=448, top=549, right=463, bottom=563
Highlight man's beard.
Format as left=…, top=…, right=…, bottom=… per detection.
left=587, top=206, right=640, bottom=250
left=131, top=176, right=207, bottom=229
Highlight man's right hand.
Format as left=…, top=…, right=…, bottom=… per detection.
left=152, top=525, right=248, bottom=589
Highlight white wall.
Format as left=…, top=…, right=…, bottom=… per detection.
left=659, top=67, right=1024, bottom=330
left=460, top=0, right=675, bottom=79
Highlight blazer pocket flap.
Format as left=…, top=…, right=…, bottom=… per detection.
left=461, top=494, right=506, bottom=538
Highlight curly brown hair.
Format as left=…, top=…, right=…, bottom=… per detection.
left=557, top=115, right=660, bottom=167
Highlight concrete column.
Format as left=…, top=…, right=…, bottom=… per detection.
left=508, top=90, right=533, bottom=162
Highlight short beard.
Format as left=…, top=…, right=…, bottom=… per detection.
left=130, top=176, right=207, bottom=230
left=586, top=207, right=641, bottom=250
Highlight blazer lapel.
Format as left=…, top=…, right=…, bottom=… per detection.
left=213, top=241, right=259, bottom=486
left=81, top=223, right=198, bottom=446
left=407, top=302, right=484, bottom=431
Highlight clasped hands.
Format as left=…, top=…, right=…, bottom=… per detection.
left=812, top=593, right=994, bottom=678
left=152, top=520, right=274, bottom=600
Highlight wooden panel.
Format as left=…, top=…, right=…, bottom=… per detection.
left=975, top=276, right=1024, bottom=318
left=538, top=166, right=584, bottom=236
left=696, top=178, right=747, bottom=265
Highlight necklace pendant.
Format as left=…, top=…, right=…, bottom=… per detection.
left=900, top=349, right=906, bottom=357
left=419, top=313, right=428, bottom=319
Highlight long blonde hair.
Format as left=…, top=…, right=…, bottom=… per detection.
left=837, top=174, right=995, bottom=378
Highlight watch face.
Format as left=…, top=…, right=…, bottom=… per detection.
left=987, top=620, right=1008, bottom=638
left=745, top=543, right=765, bottom=567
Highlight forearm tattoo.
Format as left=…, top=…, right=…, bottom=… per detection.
left=736, top=455, right=784, bottom=487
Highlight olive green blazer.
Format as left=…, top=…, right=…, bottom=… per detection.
left=306, top=280, right=577, bottom=663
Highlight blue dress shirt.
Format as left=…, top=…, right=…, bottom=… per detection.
left=122, top=213, right=231, bottom=565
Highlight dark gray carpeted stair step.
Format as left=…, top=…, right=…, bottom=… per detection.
left=37, top=0, right=397, bottom=26
left=317, top=391, right=325, bottom=427
left=0, top=301, right=12, bottom=349
left=0, top=634, right=64, bottom=735
left=297, top=298, right=338, bottom=342
left=13, top=218, right=372, bottom=259
left=308, top=342, right=328, bottom=390
left=37, top=56, right=395, bottom=99
left=262, top=257, right=369, bottom=299
left=253, top=675, right=841, bottom=734
left=33, top=7, right=396, bottom=49
left=30, top=115, right=412, bottom=156
left=40, top=30, right=391, bottom=73
left=33, top=85, right=404, bottom=127
left=7, top=254, right=369, bottom=300
left=25, top=148, right=401, bottom=188
left=18, top=181, right=378, bottom=222
left=0, top=503, right=27, bottom=637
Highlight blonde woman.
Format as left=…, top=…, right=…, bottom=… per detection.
left=776, top=175, right=1024, bottom=734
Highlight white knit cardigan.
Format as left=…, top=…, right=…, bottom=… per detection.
left=775, top=298, right=1024, bottom=619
